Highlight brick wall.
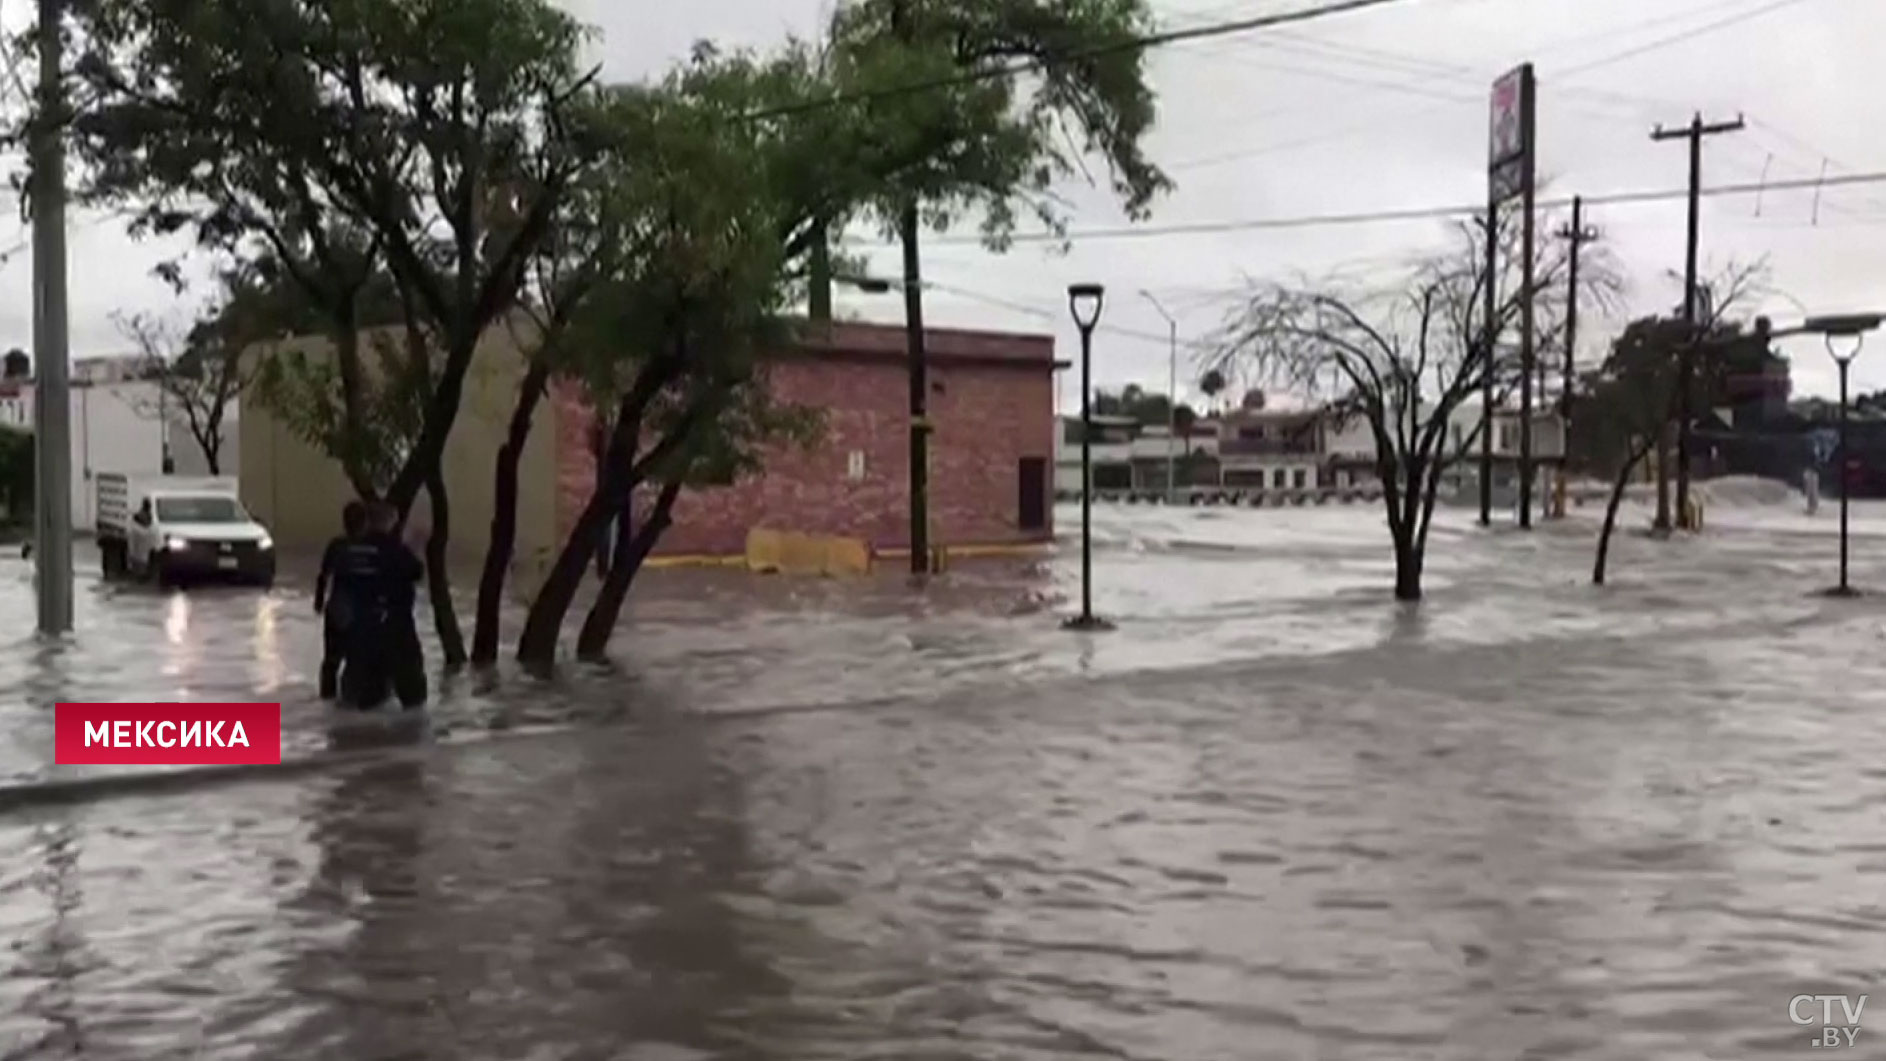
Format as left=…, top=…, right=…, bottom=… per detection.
left=552, top=320, right=1057, bottom=556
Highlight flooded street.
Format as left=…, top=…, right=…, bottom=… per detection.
left=5, top=496, right=1886, bottom=1058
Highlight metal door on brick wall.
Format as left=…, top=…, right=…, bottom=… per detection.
left=1018, top=457, right=1047, bottom=530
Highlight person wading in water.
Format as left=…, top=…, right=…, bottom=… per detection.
left=335, top=501, right=427, bottom=709
left=314, top=500, right=369, bottom=701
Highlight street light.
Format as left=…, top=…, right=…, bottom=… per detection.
left=1065, top=283, right=1112, bottom=632
left=1806, top=314, right=1882, bottom=597
left=834, top=273, right=893, bottom=295
left=1761, top=312, right=1885, bottom=596
left=1139, top=290, right=1179, bottom=504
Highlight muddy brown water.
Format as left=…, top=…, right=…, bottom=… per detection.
left=2, top=504, right=1885, bottom=1059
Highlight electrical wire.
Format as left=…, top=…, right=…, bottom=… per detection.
left=1165, top=0, right=1828, bottom=174
left=882, top=169, right=1886, bottom=246
left=1556, top=0, right=1819, bottom=78
left=738, top=0, right=1420, bottom=121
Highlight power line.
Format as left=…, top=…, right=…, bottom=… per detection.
left=1556, top=0, right=1818, bottom=78
left=738, top=0, right=1419, bottom=121
left=877, top=170, right=1886, bottom=246
left=1165, top=0, right=1825, bottom=175
left=919, top=276, right=1217, bottom=352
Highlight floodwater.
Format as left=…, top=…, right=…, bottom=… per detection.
left=5, top=491, right=1886, bottom=1059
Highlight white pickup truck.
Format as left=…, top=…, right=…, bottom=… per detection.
left=95, top=473, right=275, bottom=587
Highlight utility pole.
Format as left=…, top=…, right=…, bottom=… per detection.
left=33, top=0, right=72, bottom=636
left=1479, top=206, right=1496, bottom=526
left=1140, top=290, right=1179, bottom=502
left=1555, top=196, right=1599, bottom=410
left=1555, top=196, right=1599, bottom=494
left=892, top=0, right=931, bottom=576
left=1517, top=153, right=1537, bottom=530
left=1652, top=111, right=1743, bottom=531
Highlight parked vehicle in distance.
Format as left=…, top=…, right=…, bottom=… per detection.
left=95, top=473, right=275, bottom=587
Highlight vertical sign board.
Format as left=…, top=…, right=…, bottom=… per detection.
left=1488, top=64, right=1535, bottom=205
left=1481, top=63, right=1535, bottom=522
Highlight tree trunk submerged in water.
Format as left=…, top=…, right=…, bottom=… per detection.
left=1392, top=535, right=1424, bottom=601
left=1593, top=446, right=1652, bottom=586
left=515, top=476, right=619, bottom=670
left=576, top=479, right=682, bottom=661
left=424, top=469, right=467, bottom=667
left=471, top=361, right=551, bottom=665
left=516, top=395, right=644, bottom=670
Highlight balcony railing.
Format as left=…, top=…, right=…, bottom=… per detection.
left=1218, top=437, right=1319, bottom=457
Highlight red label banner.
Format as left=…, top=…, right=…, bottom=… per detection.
left=54, top=703, right=283, bottom=766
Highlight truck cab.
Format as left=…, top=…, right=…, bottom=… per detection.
left=97, top=474, right=275, bottom=587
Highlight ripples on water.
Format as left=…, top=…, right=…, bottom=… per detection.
left=3, top=504, right=1886, bottom=1058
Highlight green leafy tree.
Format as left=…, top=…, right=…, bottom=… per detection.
left=826, top=0, right=1166, bottom=242
left=64, top=0, right=597, bottom=666
left=477, top=36, right=883, bottom=666
left=820, top=0, right=1168, bottom=389
left=573, top=384, right=822, bottom=661
left=512, top=73, right=814, bottom=668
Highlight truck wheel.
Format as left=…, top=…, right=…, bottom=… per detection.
left=148, top=552, right=170, bottom=588
left=101, top=540, right=125, bottom=578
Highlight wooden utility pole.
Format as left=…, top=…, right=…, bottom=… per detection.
left=1652, top=112, right=1743, bottom=531
left=892, top=0, right=932, bottom=575
left=1517, top=152, right=1537, bottom=530
left=1555, top=196, right=1600, bottom=413
left=1550, top=196, right=1598, bottom=516
left=1478, top=206, right=1496, bottom=527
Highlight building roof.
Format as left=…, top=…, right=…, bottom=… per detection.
left=787, top=318, right=1058, bottom=370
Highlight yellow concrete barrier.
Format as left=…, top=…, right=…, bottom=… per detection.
left=745, top=528, right=872, bottom=576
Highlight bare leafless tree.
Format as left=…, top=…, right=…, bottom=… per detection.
left=116, top=310, right=255, bottom=476
left=1204, top=210, right=1623, bottom=601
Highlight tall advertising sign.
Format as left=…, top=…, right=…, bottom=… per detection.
left=1489, top=64, right=1535, bottom=204
left=1481, top=63, right=1536, bottom=526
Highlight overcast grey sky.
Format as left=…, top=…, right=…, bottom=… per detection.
left=4, top=0, right=1881, bottom=407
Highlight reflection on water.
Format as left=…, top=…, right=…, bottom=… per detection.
left=0, top=505, right=1885, bottom=1057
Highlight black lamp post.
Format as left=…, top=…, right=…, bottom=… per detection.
left=1804, top=314, right=1883, bottom=597
left=1064, top=283, right=1112, bottom=632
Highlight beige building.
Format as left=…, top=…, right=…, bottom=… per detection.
left=240, top=324, right=561, bottom=590
left=241, top=316, right=1058, bottom=590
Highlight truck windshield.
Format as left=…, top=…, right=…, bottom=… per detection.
left=155, top=496, right=247, bottom=523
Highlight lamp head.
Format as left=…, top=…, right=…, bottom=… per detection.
left=835, top=274, right=892, bottom=294
left=1804, top=313, right=1884, bottom=338
left=1067, top=283, right=1105, bottom=330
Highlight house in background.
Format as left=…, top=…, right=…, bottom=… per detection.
left=1214, top=406, right=1322, bottom=492
left=243, top=318, right=1060, bottom=579
left=0, top=352, right=241, bottom=530
left=1053, top=415, right=1222, bottom=495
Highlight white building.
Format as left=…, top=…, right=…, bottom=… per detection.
left=0, top=356, right=242, bottom=531
left=1215, top=408, right=1322, bottom=491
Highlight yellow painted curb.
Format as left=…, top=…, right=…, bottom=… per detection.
left=641, top=539, right=1052, bottom=570
left=643, top=553, right=747, bottom=569
left=745, top=528, right=874, bottom=576
left=876, top=541, right=1052, bottom=560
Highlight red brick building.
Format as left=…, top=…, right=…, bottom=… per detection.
left=551, top=319, right=1059, bottom=557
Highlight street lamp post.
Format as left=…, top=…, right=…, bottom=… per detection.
left=1140, top=290, right=1179, bottom=504
left=1811, top=318, right=1880, bottom=596
left=1065, top=283, right=1112, bottom=632
left=1765, top=313, right=1883, bottom=597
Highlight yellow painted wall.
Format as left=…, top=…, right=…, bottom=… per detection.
left=239, top=335, right=359, bottom=550
left=238, top=323, right=559, bottom=595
